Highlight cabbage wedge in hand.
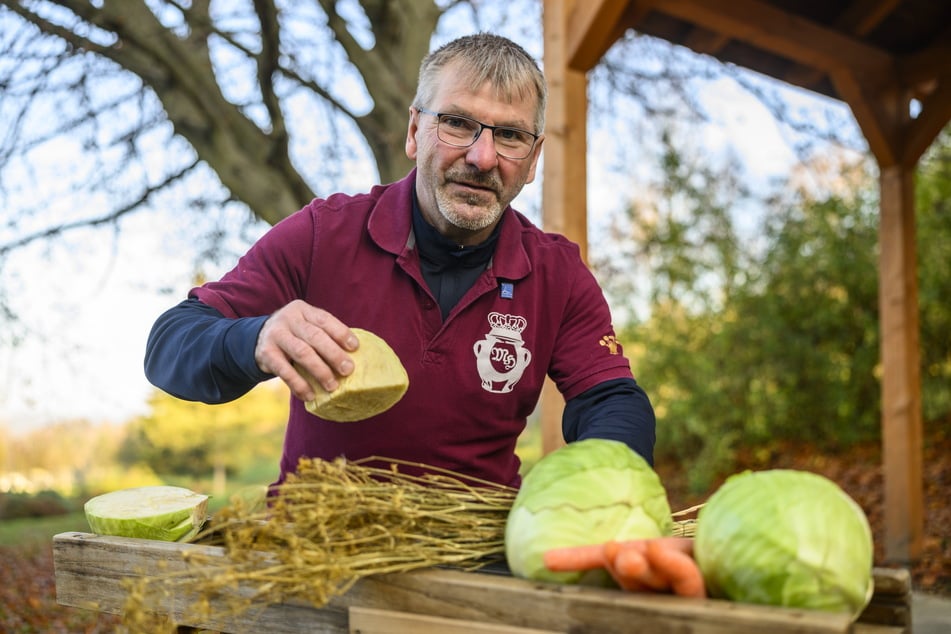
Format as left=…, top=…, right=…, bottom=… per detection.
left=298, top=328, right=409, bottom=422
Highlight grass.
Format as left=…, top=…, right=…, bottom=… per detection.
left=0, top=457, right=281, bottom=548
left=0, top=512, right=91, bottom=546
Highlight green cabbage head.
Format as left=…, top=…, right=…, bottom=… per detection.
left=85, top=485, right=209, bottom=542
left=695, top=469, right=873, bottom=618
left=505, top=438, right=673, bottom=583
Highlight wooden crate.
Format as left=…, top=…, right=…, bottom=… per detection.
left=52, top=532, right=910, bottom=634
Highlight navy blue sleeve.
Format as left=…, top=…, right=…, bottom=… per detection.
left=562, top=377, right=656, bottom=466
left=144, top=297, right=273, bottom=404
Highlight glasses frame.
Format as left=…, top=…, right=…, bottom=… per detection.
left=416, top=107, right=539, bottom=160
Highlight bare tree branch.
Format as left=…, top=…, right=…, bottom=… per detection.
left=0, top=157, right=201, bottom=256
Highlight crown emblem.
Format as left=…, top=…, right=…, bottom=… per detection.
left=488, top=312, right=527, bottom=335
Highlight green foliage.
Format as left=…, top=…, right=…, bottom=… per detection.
left=611, top=126, right=951, bottom=493
left=121, top=380, right=288, bottom=489
left=0, top=512, right=92, bottom=547
left=0, top=490, right=72, bottom=520
left=917, top=128, right=951, bottom=422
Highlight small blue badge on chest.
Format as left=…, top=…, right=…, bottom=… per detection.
left=500, top=282, right=514, bottom=299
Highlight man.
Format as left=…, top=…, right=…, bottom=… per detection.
left=144, top=33, right=655, bottom=490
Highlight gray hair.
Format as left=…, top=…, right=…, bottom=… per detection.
left=413, top=33, right=547, bottom=134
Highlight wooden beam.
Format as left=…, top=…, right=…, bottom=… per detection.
left=653, top=0, right=895, bottom=79
left=566, top=0, right=653, bottom=71
left=878, top=163, right=924, bottom=564
left=832, top=64, right=951, bottom=169
left=903, top=72, right=951, bottom=166
left=683, top=26, right=731, bottom=57
left=782, top=0, right=901, bottom=95
left=541, top=0, right=589, bottom=455
left=898, top=31, right=951, bottom=90
left=830, top=69, right=900, bottom=167
left=833, top=0, right=902, bottom=36
left=543, top=2, right=589, bottom=264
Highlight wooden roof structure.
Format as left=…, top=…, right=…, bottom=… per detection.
left=541, top=0, right=951, bottom=564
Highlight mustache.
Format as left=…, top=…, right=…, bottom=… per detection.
left=445, top=168, right=502, bottom=193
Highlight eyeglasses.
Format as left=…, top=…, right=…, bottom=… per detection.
left=416, top=107, right=539, bottom=160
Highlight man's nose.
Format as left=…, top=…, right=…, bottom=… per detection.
left=465, top=129, right=500, bottom=170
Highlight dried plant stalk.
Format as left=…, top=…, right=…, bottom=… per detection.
left=120, top=456, right=517, bottom=632
left=119, top=456, right=702, bottom=632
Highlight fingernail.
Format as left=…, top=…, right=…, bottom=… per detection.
left=323, top=379, right=338, bottom=392
left=340, top=360, right=354, bottom=375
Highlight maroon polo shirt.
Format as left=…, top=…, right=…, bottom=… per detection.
left=193, top=171, right=633, bottom=487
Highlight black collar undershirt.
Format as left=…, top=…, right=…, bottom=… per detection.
left=411, top=192, right=500, bottom=320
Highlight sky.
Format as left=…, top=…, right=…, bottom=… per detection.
left=0, top=6, right=857, bottom=435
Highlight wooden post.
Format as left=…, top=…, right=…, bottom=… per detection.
left=827, top=68, right=929, bottom=564
left=878, top=163, right=924, bottom=563
left=540, top=0, right=589, bottom=455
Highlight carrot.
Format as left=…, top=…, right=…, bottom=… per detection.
left=605, top=540, right=660, bottom=592
left=544, top=537, right=706, bottom=599
left=543, top=542, right=610, bottom=572
left=643, top=539, right=706, bottom=598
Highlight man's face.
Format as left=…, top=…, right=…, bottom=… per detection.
left=406, top=64, right=544, bottom=246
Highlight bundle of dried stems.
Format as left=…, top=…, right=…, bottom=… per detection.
left=120, top=456, right=699, bottom=632
left=121, top=456, right=517, bottom=632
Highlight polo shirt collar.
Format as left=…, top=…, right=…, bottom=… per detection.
left=367, top=169, right=532, bottom=280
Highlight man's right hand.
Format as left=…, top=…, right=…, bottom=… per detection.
left=253, top=300, right=359, bottom=402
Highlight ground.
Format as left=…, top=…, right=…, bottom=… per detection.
left=0, top=428, right=947, bottom=631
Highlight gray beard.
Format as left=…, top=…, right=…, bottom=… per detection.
left=435, top=189, right=502, bottom=231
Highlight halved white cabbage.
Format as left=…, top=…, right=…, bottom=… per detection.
left=299, top=328, right=409, bottom=422
left=84, top=485, right=209, bottom=542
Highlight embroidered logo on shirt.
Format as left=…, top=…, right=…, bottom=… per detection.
left=473, top=312, right=532, bottom=393
left=600, top=335, right=621, bottom=355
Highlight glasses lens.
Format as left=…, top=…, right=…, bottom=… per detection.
left=437, top=115, right=480, bottom=145
left=493, top=128, right=534, bottom=159
left=436, top=114, right=535, bottom=159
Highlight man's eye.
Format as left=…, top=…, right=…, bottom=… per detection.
left=442, top=116, right=476, bottom=131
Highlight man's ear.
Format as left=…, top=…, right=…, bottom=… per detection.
left=405, top=107, right=419, bottom=160
left=524, top=134, right=544, bottom=184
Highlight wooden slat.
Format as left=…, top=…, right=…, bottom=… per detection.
left=53, top=532, right=346, bottom=632
left=856, top=568, right=912, bottom=628
left=348, top=607, right=558, bottom=634
left=652, top=0, right=895, bottom=78
left=54, top=532, right=895, bottom=634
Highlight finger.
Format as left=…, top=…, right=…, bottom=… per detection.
left=292, top=310, right=357, bottom=380
left=272, top=357, right=320, bottom=402
left=254, top=311, right=336, bottom=399
left=296, top=303, right=358, bottom=352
